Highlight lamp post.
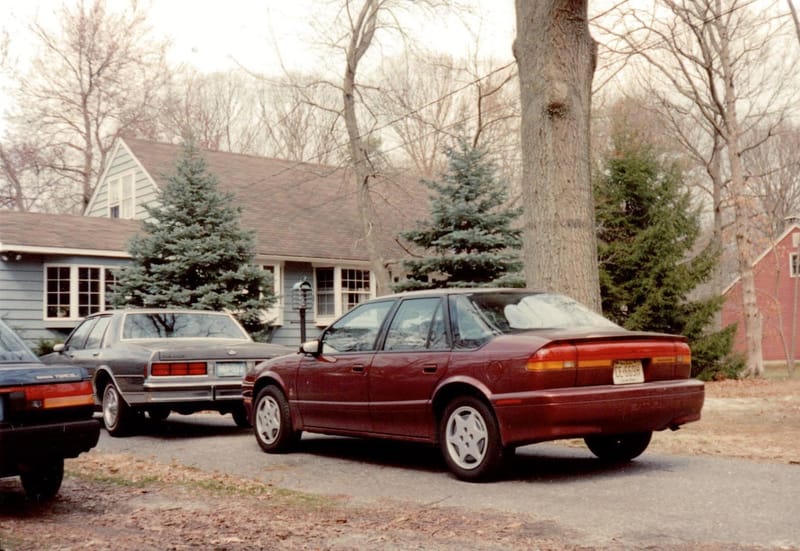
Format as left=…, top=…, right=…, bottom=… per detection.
left=291, top=279, right=313, bottom=345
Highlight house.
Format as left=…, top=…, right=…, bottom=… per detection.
left=1, top=137, right=429, bottom=348
left=721, top=222, right=800, bottom=363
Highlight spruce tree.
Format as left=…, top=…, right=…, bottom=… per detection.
left=595, top=129, right=736, bottom=379
left=395, top=137, right=524, bottom=291
left=112, top=140, right=274, bottom=334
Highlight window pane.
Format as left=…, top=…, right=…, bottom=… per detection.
left=65, top=318, right=97, bottom=351
left=121, top=174, right=134, bottom=218
left=384, top=298, right=443, bottom=351
left=78, top=267, right=101, bottom=317
left=104, top=269, right=117, bottom=310
left=122, top=312, right=249, bottom=339
left=341, top=268, right=370, bottom=311
left=85, top=316, right=112, bottom=349
left=315, top=267, right=335, bottom=316
left=46, top=267, right=71, bottom=318
left=449, top=295, right=495, bottom=349
left=108, top=177, right=120, bottom=218
left=322, top=300, right=394, bottom=353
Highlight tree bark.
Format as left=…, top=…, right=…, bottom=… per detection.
left=342, top=0, right=392, bottom=295
left=716, top=10, right=764, bottom=377
left=513, top=0, right=601, bottom=311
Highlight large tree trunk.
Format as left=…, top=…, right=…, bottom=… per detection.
left=726, top=141, right=764, bottom=377
left=513, top=0, right=601, bottom=311
left=716, top=11, right=764, bottom=377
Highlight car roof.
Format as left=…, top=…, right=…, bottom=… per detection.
left=86, top=308, right=231, bottom=318
left=378, top=288, right=545, bottom=300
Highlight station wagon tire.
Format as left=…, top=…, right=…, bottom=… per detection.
left=19, top=458, right=64, bottom=502
left=584, top=431, right=653, bottom=462
left=102, top=382, right=133, bottom=437
left=253, top=386, right=300, bottom=453
left=440, top=397, right=504, bottom=482
left=232, top=405, right=251, bottom=428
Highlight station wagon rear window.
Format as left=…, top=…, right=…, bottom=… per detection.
left=122, top=313, right=249, bottom=340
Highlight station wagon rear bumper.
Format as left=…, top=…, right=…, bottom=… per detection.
left=129, top=380, right=243, bottom=405
left=493, top=379, right=705, bottom=446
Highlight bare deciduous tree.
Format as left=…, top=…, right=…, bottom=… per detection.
left=744, top=124, right=800, bottom=240
left=256, top=76, right=345, bottom=164
left=600, top=0, right=799, bottom=376
left=379, top=52, right=518, bottom=180
left=2, top=0, right=170, bottom=212
left=154, top=69, right=269, bottom=154
left=334, top=0, right=388, bottom=293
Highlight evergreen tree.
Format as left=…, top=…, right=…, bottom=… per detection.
left=112, top=140, right=274, bottom=334
left=395, top=137, right=524, bottom=291
left=595, top=129, right=736, bottom=379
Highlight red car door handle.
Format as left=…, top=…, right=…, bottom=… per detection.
left=352, top=364, right=366, bottom=373
left=423, top=365, right=438, bottom=374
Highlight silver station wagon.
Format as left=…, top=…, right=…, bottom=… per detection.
left=41, top=309, right=293, bottom=435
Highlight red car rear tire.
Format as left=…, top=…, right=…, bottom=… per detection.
left=584, top=431, right=652, bottom=462
left=439, top=396, right=505, bottom=482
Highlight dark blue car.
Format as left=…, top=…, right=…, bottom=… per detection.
left=0, top=318, right=99, bottom=501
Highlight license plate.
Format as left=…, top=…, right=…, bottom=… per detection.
left=613, top=360, right=644, bottom=384
left=216, top=362, right=246, bottom=377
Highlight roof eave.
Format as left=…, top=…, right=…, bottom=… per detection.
left=0, top=243, right=132, bottom=258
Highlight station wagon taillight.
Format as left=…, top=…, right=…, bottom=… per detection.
left=151, top=362, right=208, bottom=376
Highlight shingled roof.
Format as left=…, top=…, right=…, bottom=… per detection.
left=122, top=137, right=429, bottom=263
left=0, top=211, right=140, bottom=257
left=1, top=138, right=430, bottom=263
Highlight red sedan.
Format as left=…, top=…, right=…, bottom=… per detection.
left=242, top=289, right=704, bottom=481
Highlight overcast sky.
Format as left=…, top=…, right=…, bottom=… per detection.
left=0, top=0, right=517, bottom=133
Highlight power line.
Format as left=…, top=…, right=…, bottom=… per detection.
left=247, top=60, right=518, bottom=186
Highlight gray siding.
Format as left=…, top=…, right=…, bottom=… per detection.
left=270, top=262, right=321, bottom=348
left=1, top=255, right=129, bottom=349
left=2, top=255, right=322, bottom=350
left=0, top=256, right=52, bottom=345
left=86, top=144, right=160, bottom=220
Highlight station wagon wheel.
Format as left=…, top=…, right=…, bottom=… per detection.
left=232, top=405, right=252, bottom=428
left=102, top=382, right=133, bottom=437
left=439, top=396, right=504, bottom=482
left=584, top=431, right=652, bottom=462
left=254, top=386, right=300, bottom=453
left=19, top=458, right=64, bottom=502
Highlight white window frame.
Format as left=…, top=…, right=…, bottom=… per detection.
left=260, top=263, right=284, bottom=325
left=107, top=171, right=136, bottom=219
left=791, top=253, right=800, bottom=278
left=43, top=264, right=116, bottom=321
left=312, top=265, right=376, bottom=325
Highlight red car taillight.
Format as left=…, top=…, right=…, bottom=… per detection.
left=151, top=362, right=208, bottom=376
left=21, top=380, right=95, bottom=409
left=526, top=343, right=577, bottom=371
left=527, top=341, right=693, bottom=377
